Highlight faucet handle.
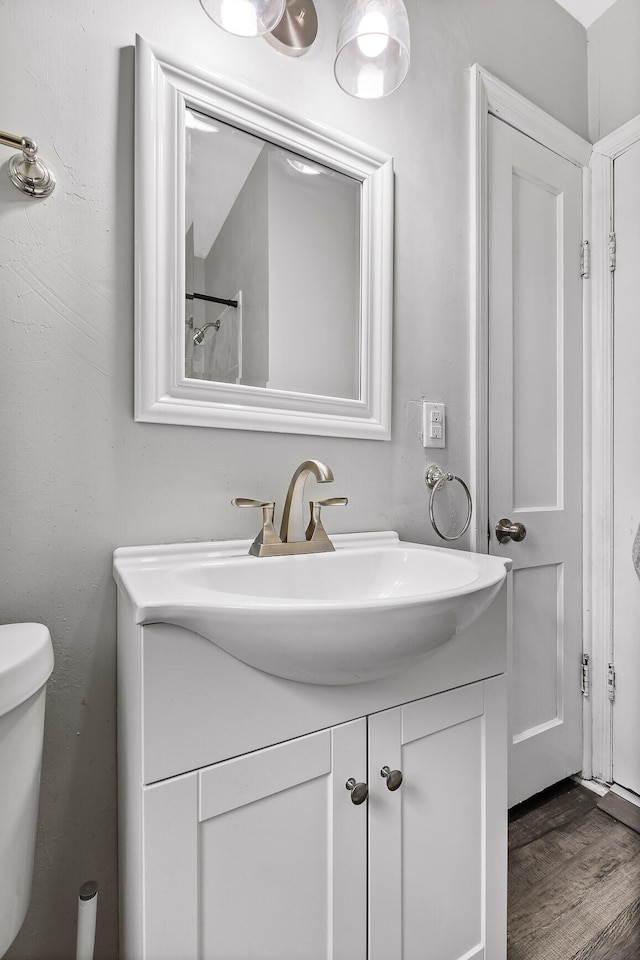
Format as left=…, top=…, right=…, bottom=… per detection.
left=305, top=497, right=348, bottom=545
left=231, top=498, right=281, bottom=557
left=232, top=498, right=274, bottom=509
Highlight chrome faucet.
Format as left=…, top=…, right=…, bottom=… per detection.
left=232, top=459, right=347, bottom=557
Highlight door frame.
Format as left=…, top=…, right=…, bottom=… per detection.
left=469, top=64, right=593, bottom=774
left=589, top=114, right=640, bottom=785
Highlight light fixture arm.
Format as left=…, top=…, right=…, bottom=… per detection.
left=0, top=129, right=55, bottom=198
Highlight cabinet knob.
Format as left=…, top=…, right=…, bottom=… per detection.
left=380, top=765, right=403, bottom=791
left=345, top=778, right=368, bottom=805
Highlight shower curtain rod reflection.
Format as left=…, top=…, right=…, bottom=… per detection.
left=186, top=292, right=238, bottom=309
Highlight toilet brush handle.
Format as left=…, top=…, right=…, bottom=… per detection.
left=76, top=881, right=98, bottom=960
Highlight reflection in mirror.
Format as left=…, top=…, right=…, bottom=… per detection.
left=184, top=108, right=361, bottom=400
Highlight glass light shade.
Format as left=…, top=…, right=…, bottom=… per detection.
left=200, top=0, right=286, bottom=37
left=334, top=0, right=410, bottom=99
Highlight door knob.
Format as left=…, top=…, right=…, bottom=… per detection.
left=345, top=778, right=368, bottom=805
left=495, top=519, right=527, bottom=544
left=380, top=766, right=403, bottom=791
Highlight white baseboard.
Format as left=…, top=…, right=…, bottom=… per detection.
left=571, top=774, right=610, bottom=796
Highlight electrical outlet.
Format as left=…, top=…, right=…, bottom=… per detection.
left=422, top=401, right=446, bottom=448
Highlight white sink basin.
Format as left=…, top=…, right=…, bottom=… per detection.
left=113, top=532, right=510, bottom=685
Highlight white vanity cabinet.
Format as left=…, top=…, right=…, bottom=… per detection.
left=127, top=664, right=505, bottom=960
left=142, top=720, right=368, bottom=960
left=116, top=565, right=508, bottom=960
left=368, top=678, right=506, bottom=960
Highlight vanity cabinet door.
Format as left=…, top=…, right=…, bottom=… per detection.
left=142, top=719, right=367, bottom=960
left=368, top=676, right=507, bottom=960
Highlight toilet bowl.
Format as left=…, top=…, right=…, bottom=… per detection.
left=0, top=623, right=54, bottom=958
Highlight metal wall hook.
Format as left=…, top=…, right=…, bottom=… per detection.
left=425, top=464, right=473, bottom=542
left=0, top=129, right=55, bottom=198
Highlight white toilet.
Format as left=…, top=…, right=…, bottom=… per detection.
left=0, top=623, right=54, bottom=958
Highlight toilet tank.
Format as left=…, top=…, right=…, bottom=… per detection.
left=0, top=623, right=54, bottom=958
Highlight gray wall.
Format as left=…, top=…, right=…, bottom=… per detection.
left=267, top=152, right=360, bottom=397
left=588, top=0, right=640, bottom=141
left=206, top=148, right=270, bottom=386
left=0, top=1, right=587, bottom=957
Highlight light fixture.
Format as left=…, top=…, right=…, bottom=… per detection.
left=199, top=0, right=286, bottom=37
left=334, top=0, right=410, bottom=99
left=199, top=0, right=410, bottom=98
left=263, top=0, right=318, bottom=57
left=286, top=157, right=323, bottom=175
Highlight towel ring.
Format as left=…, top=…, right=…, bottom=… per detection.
left=425, top=464, right=473, bottom=542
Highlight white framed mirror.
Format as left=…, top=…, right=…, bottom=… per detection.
left=134, top=36, right=393, bottom=438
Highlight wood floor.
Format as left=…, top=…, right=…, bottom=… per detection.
left=508, top=780, right=640, bottom=960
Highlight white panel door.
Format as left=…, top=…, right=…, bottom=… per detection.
left=612, top=138, right=640, bottom=797
left=368, top=677, right=507, bottom=960
left=141, top=720, right=367, bottom=960
left=488, top=116, right=583, bottom=806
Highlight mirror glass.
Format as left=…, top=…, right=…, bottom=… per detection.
left=185, top=110, right=361, bottom=399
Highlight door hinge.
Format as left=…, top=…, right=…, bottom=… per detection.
left=581, top=653, right=590, bottom=697
left=608, top=232, right=617, bottom=273
left=580, top=240, right=590, bottom=278
left=607, top=662, right=616, bottom=701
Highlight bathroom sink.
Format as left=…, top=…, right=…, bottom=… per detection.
left=113, top=532, right=510, bottom=685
